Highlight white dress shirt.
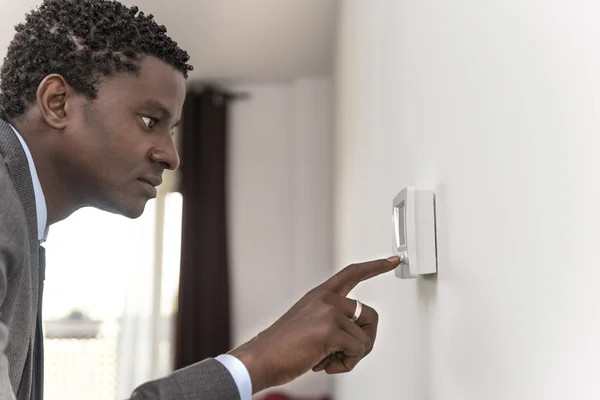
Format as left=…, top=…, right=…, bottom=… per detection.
left=9, top=124, right=48, bottom=242
left=8, top=124, right=252, bottom=399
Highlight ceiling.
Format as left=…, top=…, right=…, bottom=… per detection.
left=120, top=0, right=339, bottom=82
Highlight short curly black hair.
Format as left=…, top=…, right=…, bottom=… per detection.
left=0, top=0, right=194, bottom=119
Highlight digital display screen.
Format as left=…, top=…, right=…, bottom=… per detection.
left=394, top=203, right=406, bottom=248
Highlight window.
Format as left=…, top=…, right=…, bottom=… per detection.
left=42, top=192, right=183, bottom=400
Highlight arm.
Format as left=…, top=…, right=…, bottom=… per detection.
left=0, top=169, right=24, bottom=400
left=131, top=257, right=400, bottom=398
left=129, top=358, right=241, bottom=400
left=0, top=255, right=16, bottom=400
left=0, top=219, right=20, bottom=399
left=226, top=257, right=399, bottom=393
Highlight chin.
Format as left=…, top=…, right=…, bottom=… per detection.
left=121, top=206, right=146, bottom=219
left=101, top=199, right=148, bottom=219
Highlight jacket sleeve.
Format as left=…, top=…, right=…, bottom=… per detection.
left=0, top=255, right=17, bottom=400
left=0, top=168, right=24, bottom=400
left=130, top=358, right=240, bottom=400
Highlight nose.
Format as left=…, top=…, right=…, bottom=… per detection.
left=149, top=135, right=180, bottom=170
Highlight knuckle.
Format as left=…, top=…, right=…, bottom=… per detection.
left=372, top=308, right=379, bottom=322
left=345, top=263, right=360, bottom=275
left=360, top=343, right=368, bottom=356
left=307, top=286, right=323, bottom=298
left=323, top=303, right=338, bottom=320
left=321, top=323, right=337, bottom=340
left=363, top=304, right=378, bottom=322
left=364, top=338, right=373, bottom=352
left=316, top=287, right=336, bottom=302
left=317, top=311, right=338, bottom=334
left=348, top=358, right=361, bottom=371
left=307, top=287, right=329, bottom=304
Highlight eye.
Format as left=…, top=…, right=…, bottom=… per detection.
left=141, top=116, right=158, bottom=129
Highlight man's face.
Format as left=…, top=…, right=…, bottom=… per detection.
left=63, top=56, right=186, bottom=218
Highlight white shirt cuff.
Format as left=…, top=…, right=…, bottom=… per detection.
left=215, top=354, right=253, bottom=400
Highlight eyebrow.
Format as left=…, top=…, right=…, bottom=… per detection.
left=140, top=99, right=180, bottom=129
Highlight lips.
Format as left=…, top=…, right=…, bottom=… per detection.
left=138, top=176, right=162, bottom=198
left=139, top=176, right=163, bottom=187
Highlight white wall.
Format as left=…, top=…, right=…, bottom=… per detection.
left=4, top=0, right=337, bottom=82
left=334, top=1, right=600, bottom=400
left=228, top=79, right=334, bottom=398
left=0, top=1, right=40, bottom=61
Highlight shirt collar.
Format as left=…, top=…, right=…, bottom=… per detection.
left=8, top=124, right=48, bottom=242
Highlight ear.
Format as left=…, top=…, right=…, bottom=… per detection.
left=35, top=74, right=72, bottom=130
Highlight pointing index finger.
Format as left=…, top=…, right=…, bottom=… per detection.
left=321, top=256, right=400, bottom=296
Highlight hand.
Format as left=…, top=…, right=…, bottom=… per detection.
left=228, top=256, right=401, bottom=394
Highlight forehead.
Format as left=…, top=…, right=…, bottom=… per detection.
left=95, top=56, right=186, bottom=116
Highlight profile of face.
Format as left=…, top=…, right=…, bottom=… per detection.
left=43, top=56, right=186, bottom=218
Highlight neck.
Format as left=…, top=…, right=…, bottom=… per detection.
left=9, top=118, right=81, bottom=226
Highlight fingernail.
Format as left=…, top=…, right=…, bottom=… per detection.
left=387, top=256, right=400, bottom=262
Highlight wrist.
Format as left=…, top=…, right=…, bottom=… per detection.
left=228, top=335, right=270, bottom=394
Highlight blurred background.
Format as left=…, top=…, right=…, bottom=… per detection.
left=4, top=1, right=600, bottom=400
left=2, top=1, right=337, bottom=399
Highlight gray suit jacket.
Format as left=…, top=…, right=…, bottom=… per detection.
left=0, top=119, right=240, bottom=399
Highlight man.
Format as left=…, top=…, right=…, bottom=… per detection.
left=0, top=0, right=401, bottom=399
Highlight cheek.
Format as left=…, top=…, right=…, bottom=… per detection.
left=76, top=131, right=142, bottom=183
left=105, top=134, right=150, bottom=178
left=78, top=107, right=151, bottom=181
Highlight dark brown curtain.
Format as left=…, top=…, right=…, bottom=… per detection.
left=175, top=86, right=231, bottom=369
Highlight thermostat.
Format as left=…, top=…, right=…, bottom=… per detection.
left=392, top=187, right=438, bottom=279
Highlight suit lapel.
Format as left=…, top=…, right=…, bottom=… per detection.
left=0, top=118, right=42, bottom=399
left=0, top=117, right=40, bottom=305
left=0, top=119, right=39, bottom=253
